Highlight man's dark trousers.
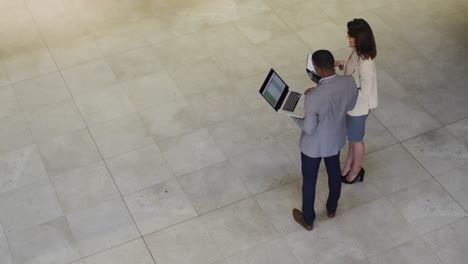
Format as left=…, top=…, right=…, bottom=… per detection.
left=301, top=152, right=341, bottom=225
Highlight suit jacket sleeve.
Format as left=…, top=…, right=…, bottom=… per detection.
left=357, top=59, right=374, bottom=103
left=291, top=92, right=320, bottom=135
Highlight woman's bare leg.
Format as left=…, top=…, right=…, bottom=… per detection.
left=346, top=141, right=365, bottom=181
left=341, top=142, right=354, bottom=176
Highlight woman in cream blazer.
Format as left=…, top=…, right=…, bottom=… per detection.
left=337, top=18, right=378, bottom=184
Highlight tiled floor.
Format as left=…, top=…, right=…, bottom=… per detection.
left=0, top=0, right=468, bottom=264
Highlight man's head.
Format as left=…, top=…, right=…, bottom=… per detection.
left=312, top=50, right=335, bottom=78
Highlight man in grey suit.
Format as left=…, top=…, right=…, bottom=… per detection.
left=291, top=50, right=358, bottom=231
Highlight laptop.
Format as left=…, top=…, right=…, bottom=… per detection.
left=306, top=53, right=321, bottom=84
left=259, top=69, right=305, bottom=118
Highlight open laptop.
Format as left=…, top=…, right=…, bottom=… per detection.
left=259, top=69, right=305, bottom=118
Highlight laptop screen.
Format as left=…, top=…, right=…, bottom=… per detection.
left=260, top=70, right=287, bottom=108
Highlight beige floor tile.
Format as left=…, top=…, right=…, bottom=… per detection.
left=124, top=72, right=184, bottom=112
left=13, top=72, right=72, bottom=114
left=0, top=85, right=21, bottom=119
left=374, top=2, right=432, bottom=30
left=435, top=163, right=468, bottom=212
left=93, top=25, right=148, bottom=56
left=178, top=161, right=250, bottom=215
left=388, top=179, right=467, bottom=235
left=374, top=67, right=413, bottom=107
left=254, top=33, right=311, bottom=69
left=187, top=86, right=250, bottom=126
left=168, top=57, right=230, bottom=96
left=83, top=238, right=154, bottom=264
left=124, top=179, right=197, bottom=235
left=106, top=144, right=174, bottom=195
left=158, top=128, right=226, bottom=177
left=27, top=99, right=86, bottom=142
left=376, top=31, right=425, bottom=67
left=61, top=59, right=119, bottom=97
left=151, top=33, right=211, bottom=74
left=231, top=72, right=272, bottom=111
left=410, top=0, right=465, bottom=17
left=423, top=217, right=468, bottom=264
left=37, top=129, right=102, bottom=176
left=200, top=198, right=278, bottom=257
left=211, top=42, right=270, bottom=81
left=252, top=106, right=303, bottom=142
left=0, top=236, right=14, bottom=264
left=145, top=218, right=223, bottom=264
left=51, top=161, right=120, bottom=215
left=363, top=144, right=432, bottom=195
left=367, top=237, right=441, bottom=264
left=227, top=238, right=299, bottom=264
left=74, top=84, right=135, bottom=126
left=139, top=97, right=201, bottom=142
left=0, top=144, right=48, bottom=194
left=0, top=180, right=63, bottom=234
left=447, top=118, right=468, bottom=142
left=2, top=48, right=58, bottom=83
left=0, top=114, right=33, bottom=154
left=7, top=217, right=81, bottom=264
left=402, top=127, right=468, bottom=176
left=337, top=198, right=417, bottom=257
left=235, top=11, right=291, bottom=44
left=88, top=113, right=153, bottom=159
left=364, top=114, right=398, bottom=153
left=262, top=0, right=302, bottom=9
left=229, top=143, right=300, bottom=195
left=130, top=16, right=177, bottom=44
left=296, top=22, right=347, bottom=52
left=400, top=22, right=459, bottom=57
left=275, top=1, right=331, bottom=31
left=285, top=219, right=366, bottom=264
left=254, top=180, right=303, bottom=235
left=67, top=198, right=140, bottom=257
left=317, top=0, right=372, bottom=18
left=0, top=61, right=11, bottom=87
left=424, top=44, right=468, bottom=81
left=48, top=36, right=103, bottom=70
left=319, top=179, right=383, bottom=215
left=223, top=0, right=271, bottom=18
left=416, top=87, right=468, bottom=125
left=208, top=113, right=276, bottom=159
left=106, top=46, right=164, bottom=81
left=380, top=55, right=446, bottom=97
left=372, top=97, right=442, bottom=141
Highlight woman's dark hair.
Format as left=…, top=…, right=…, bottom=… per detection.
left=347, top=18, right=377, bottom=60
left=312, top=50, right=335, bottom=71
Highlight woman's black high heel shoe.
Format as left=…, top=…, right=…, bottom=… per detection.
left=342, top=168, right=365, bottom=184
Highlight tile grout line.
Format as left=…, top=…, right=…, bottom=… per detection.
left=21, top=2, right=163, bottom=264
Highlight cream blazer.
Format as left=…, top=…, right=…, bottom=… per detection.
left=344, top=50, right=378, bottom=116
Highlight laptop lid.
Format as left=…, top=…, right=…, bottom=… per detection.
left=259, top=69, right=289, bottom=111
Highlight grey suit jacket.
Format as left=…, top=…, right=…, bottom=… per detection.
left=292, top=74, right=358, bottom=158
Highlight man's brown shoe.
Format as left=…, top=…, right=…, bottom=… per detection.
left=292, top=208, right=313, bottom=231
left=327, top=210, right=336, bottom=218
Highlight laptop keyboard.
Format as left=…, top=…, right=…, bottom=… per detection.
left=283, top=91, right=301, bottom=112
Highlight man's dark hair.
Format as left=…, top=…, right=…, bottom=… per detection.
left=347, top=18, right=377, bottom=60
left=312, top=50, right=335, bottom=71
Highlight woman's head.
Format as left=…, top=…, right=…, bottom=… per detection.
left=347, top=18, right=377, bottom=60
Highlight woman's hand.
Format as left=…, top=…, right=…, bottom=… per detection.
left=335, top=60, right=344, bottom=70
left=304, top=87, right=315, bottom=95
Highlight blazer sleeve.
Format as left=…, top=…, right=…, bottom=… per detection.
left=357, top=59, right=375, bottom=102
left=292, top=93, right=320, bottom=135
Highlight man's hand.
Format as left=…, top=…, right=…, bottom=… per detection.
left=335, top=60, right=344, bottom=70
left=304, top=87, right=315, bottom=95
